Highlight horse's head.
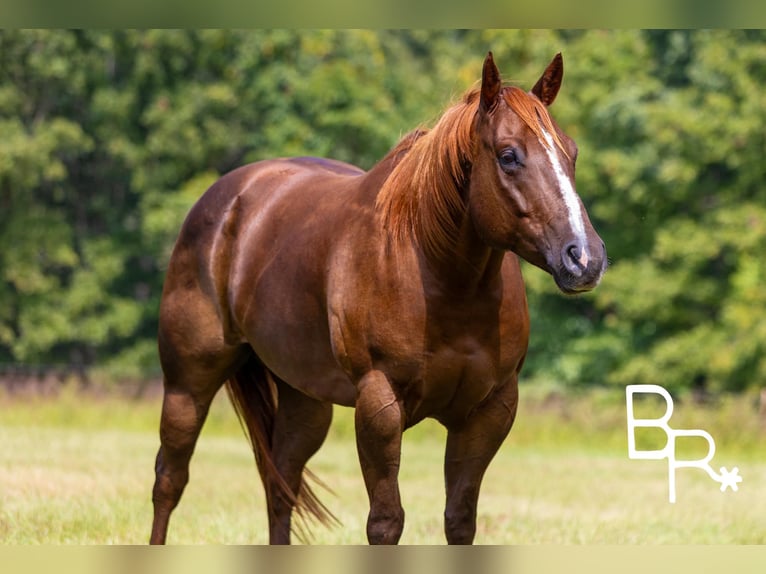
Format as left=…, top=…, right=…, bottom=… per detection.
left=469, top=52, right=606, bottom=294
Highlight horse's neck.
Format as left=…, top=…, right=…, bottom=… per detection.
left=421, top=209, right=506, bottom=297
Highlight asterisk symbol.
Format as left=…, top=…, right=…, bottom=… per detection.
left=718, top=466, right=742, bottom=492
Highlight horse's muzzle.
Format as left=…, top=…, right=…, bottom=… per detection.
left=553, top=240, right=607, bottom=294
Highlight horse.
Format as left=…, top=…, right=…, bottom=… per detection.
left=149, top=51, right=607, bottom=545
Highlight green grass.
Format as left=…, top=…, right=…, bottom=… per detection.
left=1, top=384, right=764, bottom=544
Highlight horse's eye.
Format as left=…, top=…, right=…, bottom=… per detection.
left=498, top=148, right=523, bottom=172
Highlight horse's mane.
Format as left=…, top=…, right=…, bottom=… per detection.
left=376, top=86, right=566, bottom=260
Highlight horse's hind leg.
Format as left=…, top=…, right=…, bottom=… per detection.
left=267, top=376, right=333, bottom=544
left=150, top=388, right=211, bottom=544
left=149, top=311, right=246, bottom=544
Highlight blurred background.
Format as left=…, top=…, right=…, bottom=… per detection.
left=0, top=29, right=764, bottom=401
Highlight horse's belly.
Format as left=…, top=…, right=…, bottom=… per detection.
left=283, top=370, right=358, bottom=407
left=242, top=300, right=358, bottom=407
left=227, top=243, right=356, bottom=406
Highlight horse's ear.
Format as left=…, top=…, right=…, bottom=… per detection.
left=531, top=52, right=563, bottom=106
left=480, top=51, right=502, bottom=113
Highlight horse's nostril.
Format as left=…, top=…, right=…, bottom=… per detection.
left=567, top=244, right=581, bottom=262
left=562, top=241, right=588, bottom=276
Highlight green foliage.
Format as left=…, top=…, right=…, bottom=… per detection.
left=1, top=30, right=764, bottom=393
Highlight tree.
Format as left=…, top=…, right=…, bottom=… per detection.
left=1, top=30, right=764, bottom=394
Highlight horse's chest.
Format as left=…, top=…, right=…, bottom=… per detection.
left=405, top=333, right=510, bottom=421
left=355, top=279, right=529, bottom=423
left=430, top=338, right=499, bottom=392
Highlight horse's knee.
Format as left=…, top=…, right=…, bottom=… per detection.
left=367, top=506, right=405, bottom=545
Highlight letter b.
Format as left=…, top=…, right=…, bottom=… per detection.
left=626, top=384, right=674, bottom=460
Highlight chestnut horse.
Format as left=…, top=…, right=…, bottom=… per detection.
left=150, top=52, right=606, bottom=545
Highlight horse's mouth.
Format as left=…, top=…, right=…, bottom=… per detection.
left=553, top=262, right=607, bottom=295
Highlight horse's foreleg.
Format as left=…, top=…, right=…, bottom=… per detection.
left=443, top=377, right=519, bottom=544
left=267, top=377, right=333, bottom=544
left=354, top=370, right=405, bottom=544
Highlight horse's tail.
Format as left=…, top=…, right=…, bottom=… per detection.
left=224, top=355, right=336, bottom=541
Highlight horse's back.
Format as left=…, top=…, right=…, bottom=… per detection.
left=168, top=157, right=367, bottom=279
left=185, top=156, right=364, bottom=229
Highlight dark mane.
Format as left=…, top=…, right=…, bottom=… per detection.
left=376, top=86, right=566, bottom=259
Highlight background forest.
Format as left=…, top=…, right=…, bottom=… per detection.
left=1, top=29, right=764, bottom=395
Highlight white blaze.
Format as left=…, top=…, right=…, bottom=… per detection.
left=539, top=127, right=589, bottom=265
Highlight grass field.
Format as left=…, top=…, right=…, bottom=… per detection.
left=1, top=383, right=764, bottom=545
